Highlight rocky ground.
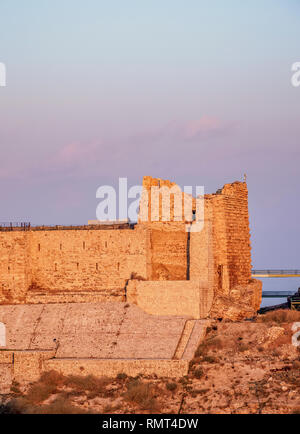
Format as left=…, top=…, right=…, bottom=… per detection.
left=1, top=309, right=300, bottom=414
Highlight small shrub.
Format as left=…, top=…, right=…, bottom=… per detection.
left=237, top=343, right=249, bottom=352
left=192, top=388, right=209, bottom=395
left=64, top=375, right=110, bottom=395
left=124, top=380, right=159, bottom=411
left=25, top=382, right=58, bottom=404
left=40, top=370, right=66, bottom=387
left=202, top=355, right=218, bottom=363
left=0, top=401, right=21, bottom=414
left=21, top=395, right=89, bottom=414
left=195, top=337, right=223, bottom=357
left=10, top=380, right=21, bottom=395
left=166, top=382, right=177, bottom=392
left=257, top=309, right=300, bottom=324
left=39, top=396, right=90, bottom=414
left=116, top=373, right=127, bottom=381
left=189, top=356, right=201, bottom=370
left=193, top=368, right=204, bottom=379
left=195, top=344, right=204, bottom=357
left=4, top=397, right=28, bottom=414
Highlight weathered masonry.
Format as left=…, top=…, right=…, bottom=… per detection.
left=0, top=177, right=262, bottom=321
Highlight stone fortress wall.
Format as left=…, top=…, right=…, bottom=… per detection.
left=0, top=226, right=149, bottom=304
left=0, top=176, right=262, bottom=320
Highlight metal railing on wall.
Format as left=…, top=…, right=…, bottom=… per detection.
left=252, top=269, right=300, bottom=276
left=0, top=222, right=136, bottom=231
left=0, top=222, right=31, bottom=231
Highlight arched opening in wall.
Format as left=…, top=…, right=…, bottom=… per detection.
left=105, top=241, right=108, bottom=248
left=60, top=244, right=62, bottom=250
left=96, top=263, right=98, bottom=271
left=117, top=262, right=120, bottom=271
left=38, top=244, right=41, bottom=251
left=83, top=242, right=86, bottom=250
left=55, top=263, right=57, bottom=272
left=7, top=266, right=10, bottom=273
left=77, top=263, right=79, bottom=270
left=0, top=323, right=6, bottom=347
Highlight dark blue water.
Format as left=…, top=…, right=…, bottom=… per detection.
left=260, top=277, right=300, bottom=308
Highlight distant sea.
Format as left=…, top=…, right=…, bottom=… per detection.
left=259, top=277, right=300, bottom=308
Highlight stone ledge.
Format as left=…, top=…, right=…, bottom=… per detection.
left=44, top=358, right=189, bottom=379
left=25, top=292, right=123, bottom=304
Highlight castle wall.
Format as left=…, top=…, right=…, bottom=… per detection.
left=29, top=226, right=149, bottom=294
left=138, top=176, right=189, bottom=281
left=208, top=182, right=252, bottom=296
left=221, top=182, right=252, bottom=287
left=0, top=226, right=150, bottom=303
left=0, top=232, right=30, bottom=303
left=146, top=222, right=188, bottom=280
left=189, top=210, right=214, bottom=285
left=0, top=351, right=189, bottom=385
